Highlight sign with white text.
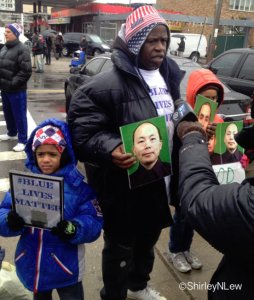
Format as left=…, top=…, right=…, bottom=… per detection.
left=9, top=170, right=64, bottom=230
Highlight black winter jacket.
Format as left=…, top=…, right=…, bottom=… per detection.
left=178, top=40, right=185, bottom=52
left=68, top=37, right=184, bottom=236
left=0, top=39, right=32, bottom=93
left=79, top=40, right=88, bottom=53
left=178, top=133, right=254, bottom=300
left=33, top=38, right=43, bottom=55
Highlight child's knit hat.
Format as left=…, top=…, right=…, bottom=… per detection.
left=5, top=23, right=23, bottom=38
left=32, top=125, right=67, bottom=154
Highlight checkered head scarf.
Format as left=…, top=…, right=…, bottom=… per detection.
left=125, top=4, right=170, bottom=55
left=32, top=125, right=67, bottom=154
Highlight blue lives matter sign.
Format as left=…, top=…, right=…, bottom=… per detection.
left=9, top=170, right=64, bottom=230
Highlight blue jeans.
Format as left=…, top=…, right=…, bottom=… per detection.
left=1, top=90, right=27, bottom=144
left=169, top=208, right=194, bottom=253
left=33, top=281, right=84, bottom=300
left=35, top=54, right=44, bottom=72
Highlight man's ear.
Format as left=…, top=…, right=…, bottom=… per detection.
left=132, top=146, right=136, bottom=156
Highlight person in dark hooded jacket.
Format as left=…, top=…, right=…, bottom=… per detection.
left=68, top=4, right=185, bottom=300
left=176, top=119, right=254, bottom=300
left=0, top=23, right=31, bottom=152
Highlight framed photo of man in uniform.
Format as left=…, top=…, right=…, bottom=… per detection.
left=194, top=95, right=218, bottom=131
left=120, top=116, right=172, bottom=189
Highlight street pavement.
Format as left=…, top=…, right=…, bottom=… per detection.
left=0, top=55, right=251, bottom=300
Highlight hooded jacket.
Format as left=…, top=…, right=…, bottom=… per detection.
left=68, top=35, right=185, bottom=237
left=0, top=38, right=32, bottom=93
left=0, top=119, right=104, bottom=293
left=178, top=132, right=254, bottom=300
left=186, top=69, right=224, bottom=123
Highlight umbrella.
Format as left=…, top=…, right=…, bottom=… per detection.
left=40, top=30, right=56, bottom=37
left=47, top=29, right=57, bottom=34
left=171, top=34, right=186, bottom=39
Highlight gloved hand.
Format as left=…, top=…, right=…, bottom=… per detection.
left=0, top=246, right=5, bottom=270
left=6, top=211, right=25, bottom=232
left=177, top=121, right=207, bottom=141
left=51, top=220, right=77, bottom=241
left=240, top=155, right=249, bottom=169
left=206, top=122, right=217, bottom=140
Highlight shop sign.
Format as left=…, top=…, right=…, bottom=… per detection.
left=166, top=20, right=182, bottom=31
left=0, top=0, right=15, bottom=12
left=48, top=17, right=70, bottom=25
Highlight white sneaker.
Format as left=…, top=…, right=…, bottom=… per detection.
left=13, top=143, right=26, bottom=152
left=0, top=134, right=18, bottom=141
left=127, top=285, right=167, bottom=300
left=183, top=250, right=202, bottom=269
left=167, top=251, right=191, bottom=273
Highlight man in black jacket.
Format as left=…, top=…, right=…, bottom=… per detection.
left=33, top=34, right=44, bottom=73
left=0, top=23, right=32, bottom=152
left=177, top=120, right=254, bottom=300
left=79, top=35, right=88, bottom=64
left=177, top=37, right=185, bottom=57
left=68, top=4, right=184, bottom=300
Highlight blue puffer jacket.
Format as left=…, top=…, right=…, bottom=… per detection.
left=0, top=119, right=104, bottom=293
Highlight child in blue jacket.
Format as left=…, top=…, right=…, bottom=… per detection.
left=0, top=118, right=104, bottom=299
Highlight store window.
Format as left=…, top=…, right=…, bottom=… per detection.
left=82, top=22, right=95, bottom=34
left=230, top=0, right=254, bottom=11
left=100, top=22, right=117, bottom=44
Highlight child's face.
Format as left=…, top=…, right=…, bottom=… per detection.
left=199, top=89, right=218, bottom=102
left=36, top=145, right=61, bottom=174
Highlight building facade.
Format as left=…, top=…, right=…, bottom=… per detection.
left=158, top=0, right=254, bottom=46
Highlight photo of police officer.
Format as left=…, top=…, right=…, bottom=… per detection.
left=221, top=123, right=243, bottom=164
left=129, top=122, right=171, bottom=189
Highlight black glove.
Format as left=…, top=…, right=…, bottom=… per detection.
left=0, top=246, right=5, bottom=270
left=51, top=220, right=77, bottom=241
left=177, top=121, right=207, bottom=141
left=6, top=211, right=25, bottom=232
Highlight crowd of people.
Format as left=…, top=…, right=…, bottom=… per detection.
left=0, top=3, right=254, bottom=300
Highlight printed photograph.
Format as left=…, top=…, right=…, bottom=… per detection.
left=120, top=116, right=172, bottom=189
left=211, top=121, right=244, bottom=165
left=194, top=95, right=218, bottom=131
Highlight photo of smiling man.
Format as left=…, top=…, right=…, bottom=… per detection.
left=222, top=123, right=243, bottom=164
left=120, top=117, right=172, bottom=189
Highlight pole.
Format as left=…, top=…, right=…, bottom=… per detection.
left=206, top=0, right=223, bottom=63
left=193, top=17, right=207, bottom=61
left=21, top=13, right=24, bottom=35
left=97, top=9, right=101, bottom=36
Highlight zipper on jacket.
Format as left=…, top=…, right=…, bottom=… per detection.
left=34, top=229, right=43, bottom=293
left=51, top=253, right=73, bottom=275
left=15, top=249, right=26, bottom=262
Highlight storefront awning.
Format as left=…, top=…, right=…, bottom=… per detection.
left=94, top=13, right=254, bottom=28
left=22, top=0, right=94, bottom=10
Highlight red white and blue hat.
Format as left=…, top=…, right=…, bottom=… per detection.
left=32, top=125, right=67, bottom=154
left=125, top=5, right=170, bottom=55
left=5, top=23, right=23, bottom=38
